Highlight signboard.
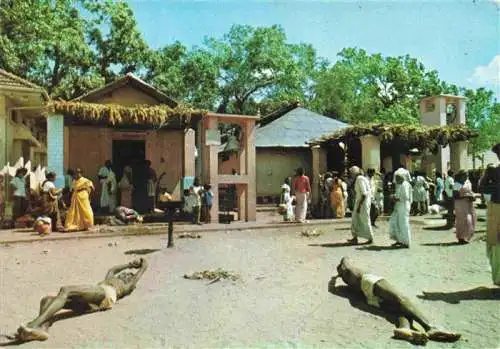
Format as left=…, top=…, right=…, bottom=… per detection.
left=206, top=129, right=221, bottom=146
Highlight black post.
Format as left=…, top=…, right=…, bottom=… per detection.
left=167, top=210, right=174, bottom=248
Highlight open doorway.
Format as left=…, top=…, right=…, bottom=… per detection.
left=112, top=140, right=146, bottom=180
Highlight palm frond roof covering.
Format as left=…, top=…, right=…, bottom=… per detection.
left=309, top=123, right=478, bottom=152
left=46, top=101, right=207, bottom=127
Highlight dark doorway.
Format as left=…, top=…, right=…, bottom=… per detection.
left=112, top=140, right=146, bottom=180
left=347, top=139, right=362, bottom=169
left=326, top=143, right=346, bottom=174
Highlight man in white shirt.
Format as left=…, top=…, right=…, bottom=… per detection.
left=10, top=168, right=28, bottom=220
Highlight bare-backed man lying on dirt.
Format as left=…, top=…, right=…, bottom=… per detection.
left=331, top=257, right=461, bottom=345
left=14, top=258, right=148, bottom=342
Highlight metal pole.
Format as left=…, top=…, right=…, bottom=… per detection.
left=166, top=210, right=174, bottom=248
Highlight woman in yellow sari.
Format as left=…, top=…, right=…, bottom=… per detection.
left=64, top=168, right=95, bottom=232
left=330, top=177, right=345, bottom=218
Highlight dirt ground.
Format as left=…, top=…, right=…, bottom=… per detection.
left=0, top=218, right=498, bottom=349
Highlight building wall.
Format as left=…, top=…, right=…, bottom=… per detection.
left=465, top=150, right=498, bottom=169
left=66, top=126, right=185, bottom=205
left=86, top=85, right=160, bottom=106
left=256, top=147, right=312, bottom=198
left=219, top=152, right=239, bottom=174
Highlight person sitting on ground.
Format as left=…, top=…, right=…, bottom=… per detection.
left=331, top=257, right=461, bottom=345
left=14, top=258, right=148, bottom=342
left=114, top=206, right=143, bottom=225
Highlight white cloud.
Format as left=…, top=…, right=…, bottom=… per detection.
left=469, top=55, right=500, bottom=86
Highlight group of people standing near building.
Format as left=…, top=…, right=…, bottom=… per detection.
left=182, top=177, right=213, bottom=225
left=279, top=167, right=312, bottom=223
left=96, top=159, right=158, bottom=215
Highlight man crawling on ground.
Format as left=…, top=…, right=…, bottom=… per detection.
left=332, top=257, right=461, bottom=345
left=14, top=258, right=148, bottom=342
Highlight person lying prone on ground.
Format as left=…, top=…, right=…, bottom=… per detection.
left=14, top=258, right=148, bottom=342
left=331, top=257, right=461, bottom=345
left=115, top=206, right=143, bottom=224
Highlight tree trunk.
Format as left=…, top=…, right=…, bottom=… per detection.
left=216, top=98, right=229, bottom=114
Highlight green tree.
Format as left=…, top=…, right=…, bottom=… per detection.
left=201, top=24, right=322, bottom=114
left=85, top=0, right=150, bottom=83
left=144, top=44, right=220, bottom=110
left=462, top=88, right=500, bottom=168
left=0, top=0, right=100, bottom=98
left=311, top=48, right=444, bottom=124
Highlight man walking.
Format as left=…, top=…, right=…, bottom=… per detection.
left=479, top=143, right=500, bottom=286
left=348, top=166, right=373, bottom=244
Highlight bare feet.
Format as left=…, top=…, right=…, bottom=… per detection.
left=16, top=324, right=49, bottom=342
left=427, top=328, right=461, bottom=342
left=393, top=328, right=428, bottom=345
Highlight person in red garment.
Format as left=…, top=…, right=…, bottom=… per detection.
left=293, top=167, right=311, bottom=223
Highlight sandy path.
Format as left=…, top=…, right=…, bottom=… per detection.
left=0, top=220, right=498, bottom=348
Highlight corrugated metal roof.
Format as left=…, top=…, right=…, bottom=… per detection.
left=255, top=106, right=348, bottom=148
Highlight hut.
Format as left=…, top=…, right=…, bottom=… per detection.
left=0, top=69, right=48, bottom=169
left=46, top=73, right=258, bottom=222
left=255, top=102, right=347, bottom=203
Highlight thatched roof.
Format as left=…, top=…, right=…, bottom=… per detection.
left=309, top=123, right=478, bottom=152
left=46, top=101, right=206, bottom=127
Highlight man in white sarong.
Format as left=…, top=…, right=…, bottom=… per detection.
left=389, top=173, right=412, bottom=248
left=98, top=160, right=114, bottom=213
left=348, top=166, right=373, bottom=244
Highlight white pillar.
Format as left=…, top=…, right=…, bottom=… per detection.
left=311, top=145, right=321, bottom=207
left=360, top=135, right=381, bottom=171
left=0, top=95, right=6, bottom=168
left=450, top=141, right=467, bottom=172
left=47, top=114, right=65, bottom=188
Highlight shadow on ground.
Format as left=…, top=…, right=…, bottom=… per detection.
left=417, top=286, right=500, bottom=304
left=124, top=248, right=161, bottom=255
left=420, top=242, right=462, bottom=247
left=356, top=245, right=407, bottom=251
left=309, top=242, right=354, bottom=248
left=423, top=225, right=452, bottom=231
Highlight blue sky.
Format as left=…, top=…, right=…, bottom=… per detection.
left=127, top=0, right=500, bottom=99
